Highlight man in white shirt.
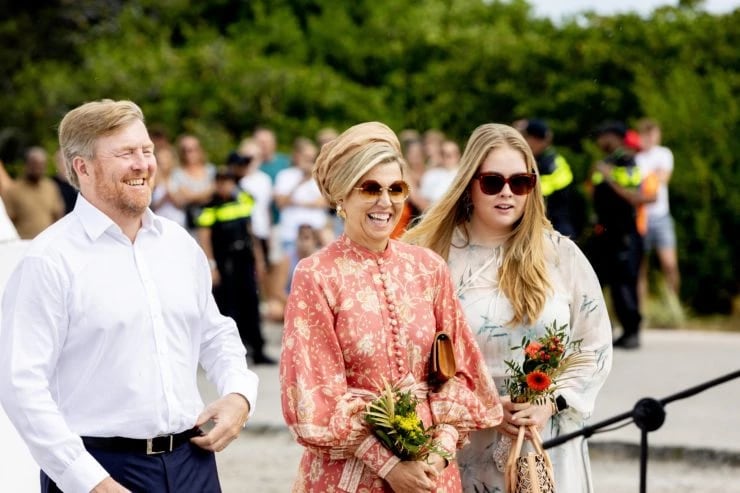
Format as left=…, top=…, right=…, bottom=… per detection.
left=636, top=119, right=680, bottom=301
left=0, top=100, right=258, bottom=493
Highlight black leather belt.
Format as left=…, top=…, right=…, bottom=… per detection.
left=82, top=427, right=203, bottom=455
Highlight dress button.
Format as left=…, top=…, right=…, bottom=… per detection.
left=377, top=258, right=384, bottom=265
left=385, top=290, right=392, bottom=297
left=390, top=319, right=398, bottom=326
left=388, top=304, right=396, bottom=312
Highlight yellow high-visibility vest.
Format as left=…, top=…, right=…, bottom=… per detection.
left=196, top=191, right=255, bottom=228
left=540, top=155, right=573, bottom=196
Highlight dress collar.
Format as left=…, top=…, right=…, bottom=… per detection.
left=339, top=234, right=395, bottom=261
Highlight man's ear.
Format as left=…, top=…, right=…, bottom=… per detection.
left=72, top=156, right=89, bottom=177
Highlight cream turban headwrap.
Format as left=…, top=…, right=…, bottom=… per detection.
left=312, top=122, right=403, bottom=206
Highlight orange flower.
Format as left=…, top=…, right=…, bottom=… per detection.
left=525, top=342, right=543, bottom=358
left=526, top=371, right=551, bottom=392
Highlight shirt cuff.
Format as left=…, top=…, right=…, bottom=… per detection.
left=221, top=370, right=259, bottom=418
left=355, top=434, right=401, bottom=479
left=56, top=450, right=109, bottom=493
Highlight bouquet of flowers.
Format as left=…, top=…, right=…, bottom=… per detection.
left=504, top=320, right=588, bottom=406
left=364, top=381, right=450, bottom=462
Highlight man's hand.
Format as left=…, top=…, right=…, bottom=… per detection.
left=90, top=476, right=130, bottom=492
left=190, top=393, right=250, bottom=452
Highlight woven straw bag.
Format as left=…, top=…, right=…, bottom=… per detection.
left=505, top=425, right=556, bottom=493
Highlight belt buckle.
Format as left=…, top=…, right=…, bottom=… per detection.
left=146, top=435, right=173, bottom=455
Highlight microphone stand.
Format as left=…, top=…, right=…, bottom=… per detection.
left=542, top=369, right=740, bottom=493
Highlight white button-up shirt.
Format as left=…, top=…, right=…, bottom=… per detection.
left=0, top=195, right=259, bottom=493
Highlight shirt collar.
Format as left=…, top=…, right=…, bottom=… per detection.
left=73, top=194, right=163, bottom=241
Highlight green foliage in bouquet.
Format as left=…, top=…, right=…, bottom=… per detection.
left=364, top=381, right=450, bottom=462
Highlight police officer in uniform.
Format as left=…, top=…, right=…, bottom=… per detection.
left=520, top=119, right=576, bottom=237
left=588, top=121, right=648, bottom=349
left=197, top=165, right=275, bottom=364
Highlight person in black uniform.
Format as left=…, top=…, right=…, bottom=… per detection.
left=518, top=119, right=576, bottom=237
left=587, top=121, right=651, bottom=350
left=196, top=166, right=275, bottom=364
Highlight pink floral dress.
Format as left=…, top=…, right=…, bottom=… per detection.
left=280, top=235, right=502, bottom=492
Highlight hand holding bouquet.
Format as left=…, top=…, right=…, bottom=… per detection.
left=364, top=381, right=450, bottom=462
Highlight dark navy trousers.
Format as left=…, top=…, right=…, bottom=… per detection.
left=41, top=442, right=221, bottom=493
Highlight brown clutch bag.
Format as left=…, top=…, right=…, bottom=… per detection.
left=429, top=331, right=456, bottom=388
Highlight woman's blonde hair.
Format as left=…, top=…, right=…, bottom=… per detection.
left=403, top=123, right=552, bottom=326
left=313, top=121, right=406, bottom=207
left=58, top=99, right=145, bottom=190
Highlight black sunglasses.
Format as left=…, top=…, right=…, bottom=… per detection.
left=474, top=172, right=537, bottom=196
left=353, top=180, right=410, bottom=203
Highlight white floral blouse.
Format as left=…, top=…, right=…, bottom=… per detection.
left=449, top=229, right=613, bottom=493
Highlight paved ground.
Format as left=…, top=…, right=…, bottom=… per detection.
left=200, top=322, right=740, bottom=492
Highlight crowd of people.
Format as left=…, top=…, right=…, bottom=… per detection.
left=0, top=98, right=680, bottom=492
left=2, top=114, right=680, bottom=344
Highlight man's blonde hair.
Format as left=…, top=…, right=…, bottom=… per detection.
left=58, top=99, right=145, bottom=189
left=403, top=123, right=552, bottom=326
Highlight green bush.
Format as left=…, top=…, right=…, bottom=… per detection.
left=1, top=0, right=737, bottom=314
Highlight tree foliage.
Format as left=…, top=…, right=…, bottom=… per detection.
left=1, top=0, right=737, bottom=313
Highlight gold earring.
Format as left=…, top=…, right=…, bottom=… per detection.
left=336, top=204, right=346, bottom=220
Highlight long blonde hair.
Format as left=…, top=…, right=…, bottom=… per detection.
left=403, top=123, right=552, bottom=325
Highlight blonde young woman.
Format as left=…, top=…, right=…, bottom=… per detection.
left=404, top=123, right=613, bottom=492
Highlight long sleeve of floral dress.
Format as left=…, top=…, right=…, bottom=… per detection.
left=280, top=235, right=502, bottom=493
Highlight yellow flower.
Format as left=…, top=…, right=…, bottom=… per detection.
left=393, top=414, right=422, bottom=433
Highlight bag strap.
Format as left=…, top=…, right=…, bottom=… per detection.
left=505, top=426, right=527, bottom=493
left=529, top=425, right=555, bottom=471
